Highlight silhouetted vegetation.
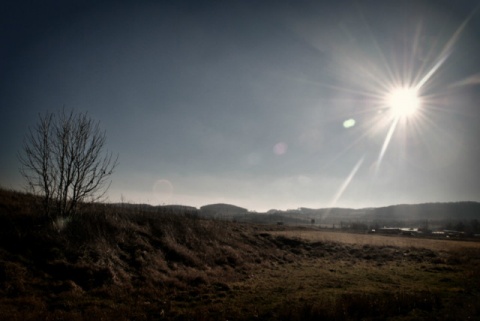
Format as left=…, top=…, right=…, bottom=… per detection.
left=0, top=188, right=479, bottom=320
left=18, top=109, right=118, bottom=219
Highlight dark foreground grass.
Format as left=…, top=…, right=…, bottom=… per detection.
left=0, top=188, right=479, bottom=320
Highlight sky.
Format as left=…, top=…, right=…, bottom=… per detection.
left=1, top=0, right=480, bottom=212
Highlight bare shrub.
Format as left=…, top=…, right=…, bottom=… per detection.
left=18, top=109, right=118, bottom=219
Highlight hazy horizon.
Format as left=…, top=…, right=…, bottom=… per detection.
left=2, top=0, right=480, bottom=212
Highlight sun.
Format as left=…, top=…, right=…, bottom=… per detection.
left=386, top=87, right=421, bottom=118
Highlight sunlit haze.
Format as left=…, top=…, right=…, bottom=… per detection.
left=1, top=0, right=480, bottom=211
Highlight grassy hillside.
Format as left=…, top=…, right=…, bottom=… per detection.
left=0, top=188, right=479, bottom=320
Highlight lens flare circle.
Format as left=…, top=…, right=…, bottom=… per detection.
left=153, top=179, right=174, bottom=204
left=386, top=87, right=420, bottom=118
left=273, top=142, right=288, bottom=155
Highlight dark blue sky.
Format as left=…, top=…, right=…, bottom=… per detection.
left=2, top=0, right=480, bottom=211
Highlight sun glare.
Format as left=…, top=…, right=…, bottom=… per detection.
left=386, top=87, right=420, bottom=118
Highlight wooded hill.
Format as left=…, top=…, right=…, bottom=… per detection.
left=197, top=202, right=480, bottom=228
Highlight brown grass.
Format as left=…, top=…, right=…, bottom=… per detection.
left=268, top=229, right=480, bottom=252
left=0, top=188, right=479, bottom=320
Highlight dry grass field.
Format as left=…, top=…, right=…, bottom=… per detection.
left=1, top=188, right=479, bottom=320
left=268, top=229, right=480, bottom=251
left=213, top=229, right=480, bottom=320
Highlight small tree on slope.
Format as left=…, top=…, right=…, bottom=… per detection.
left=19, top=109, right=118, bottom=218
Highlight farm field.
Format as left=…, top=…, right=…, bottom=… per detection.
left=268, top=229, right=480, bottom=251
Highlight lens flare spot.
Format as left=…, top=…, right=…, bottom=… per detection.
left=343, top=118, right=356, bottom=128
left=153, top=179, right=174, bottom=204
left=273, top=142, right=288, bottom=155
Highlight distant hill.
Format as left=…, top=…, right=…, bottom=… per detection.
left=200, top=203, right=248, bottom=219
left=110, top=202, right=198, bottom=213
left=363, top=202, right=480, bottom=221
left=264, top=202, right=480, bottom=225
left=104, top=200, right=480, bottom=224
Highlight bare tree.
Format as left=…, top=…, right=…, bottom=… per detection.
left=19, top=109, right=118, bottom=218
